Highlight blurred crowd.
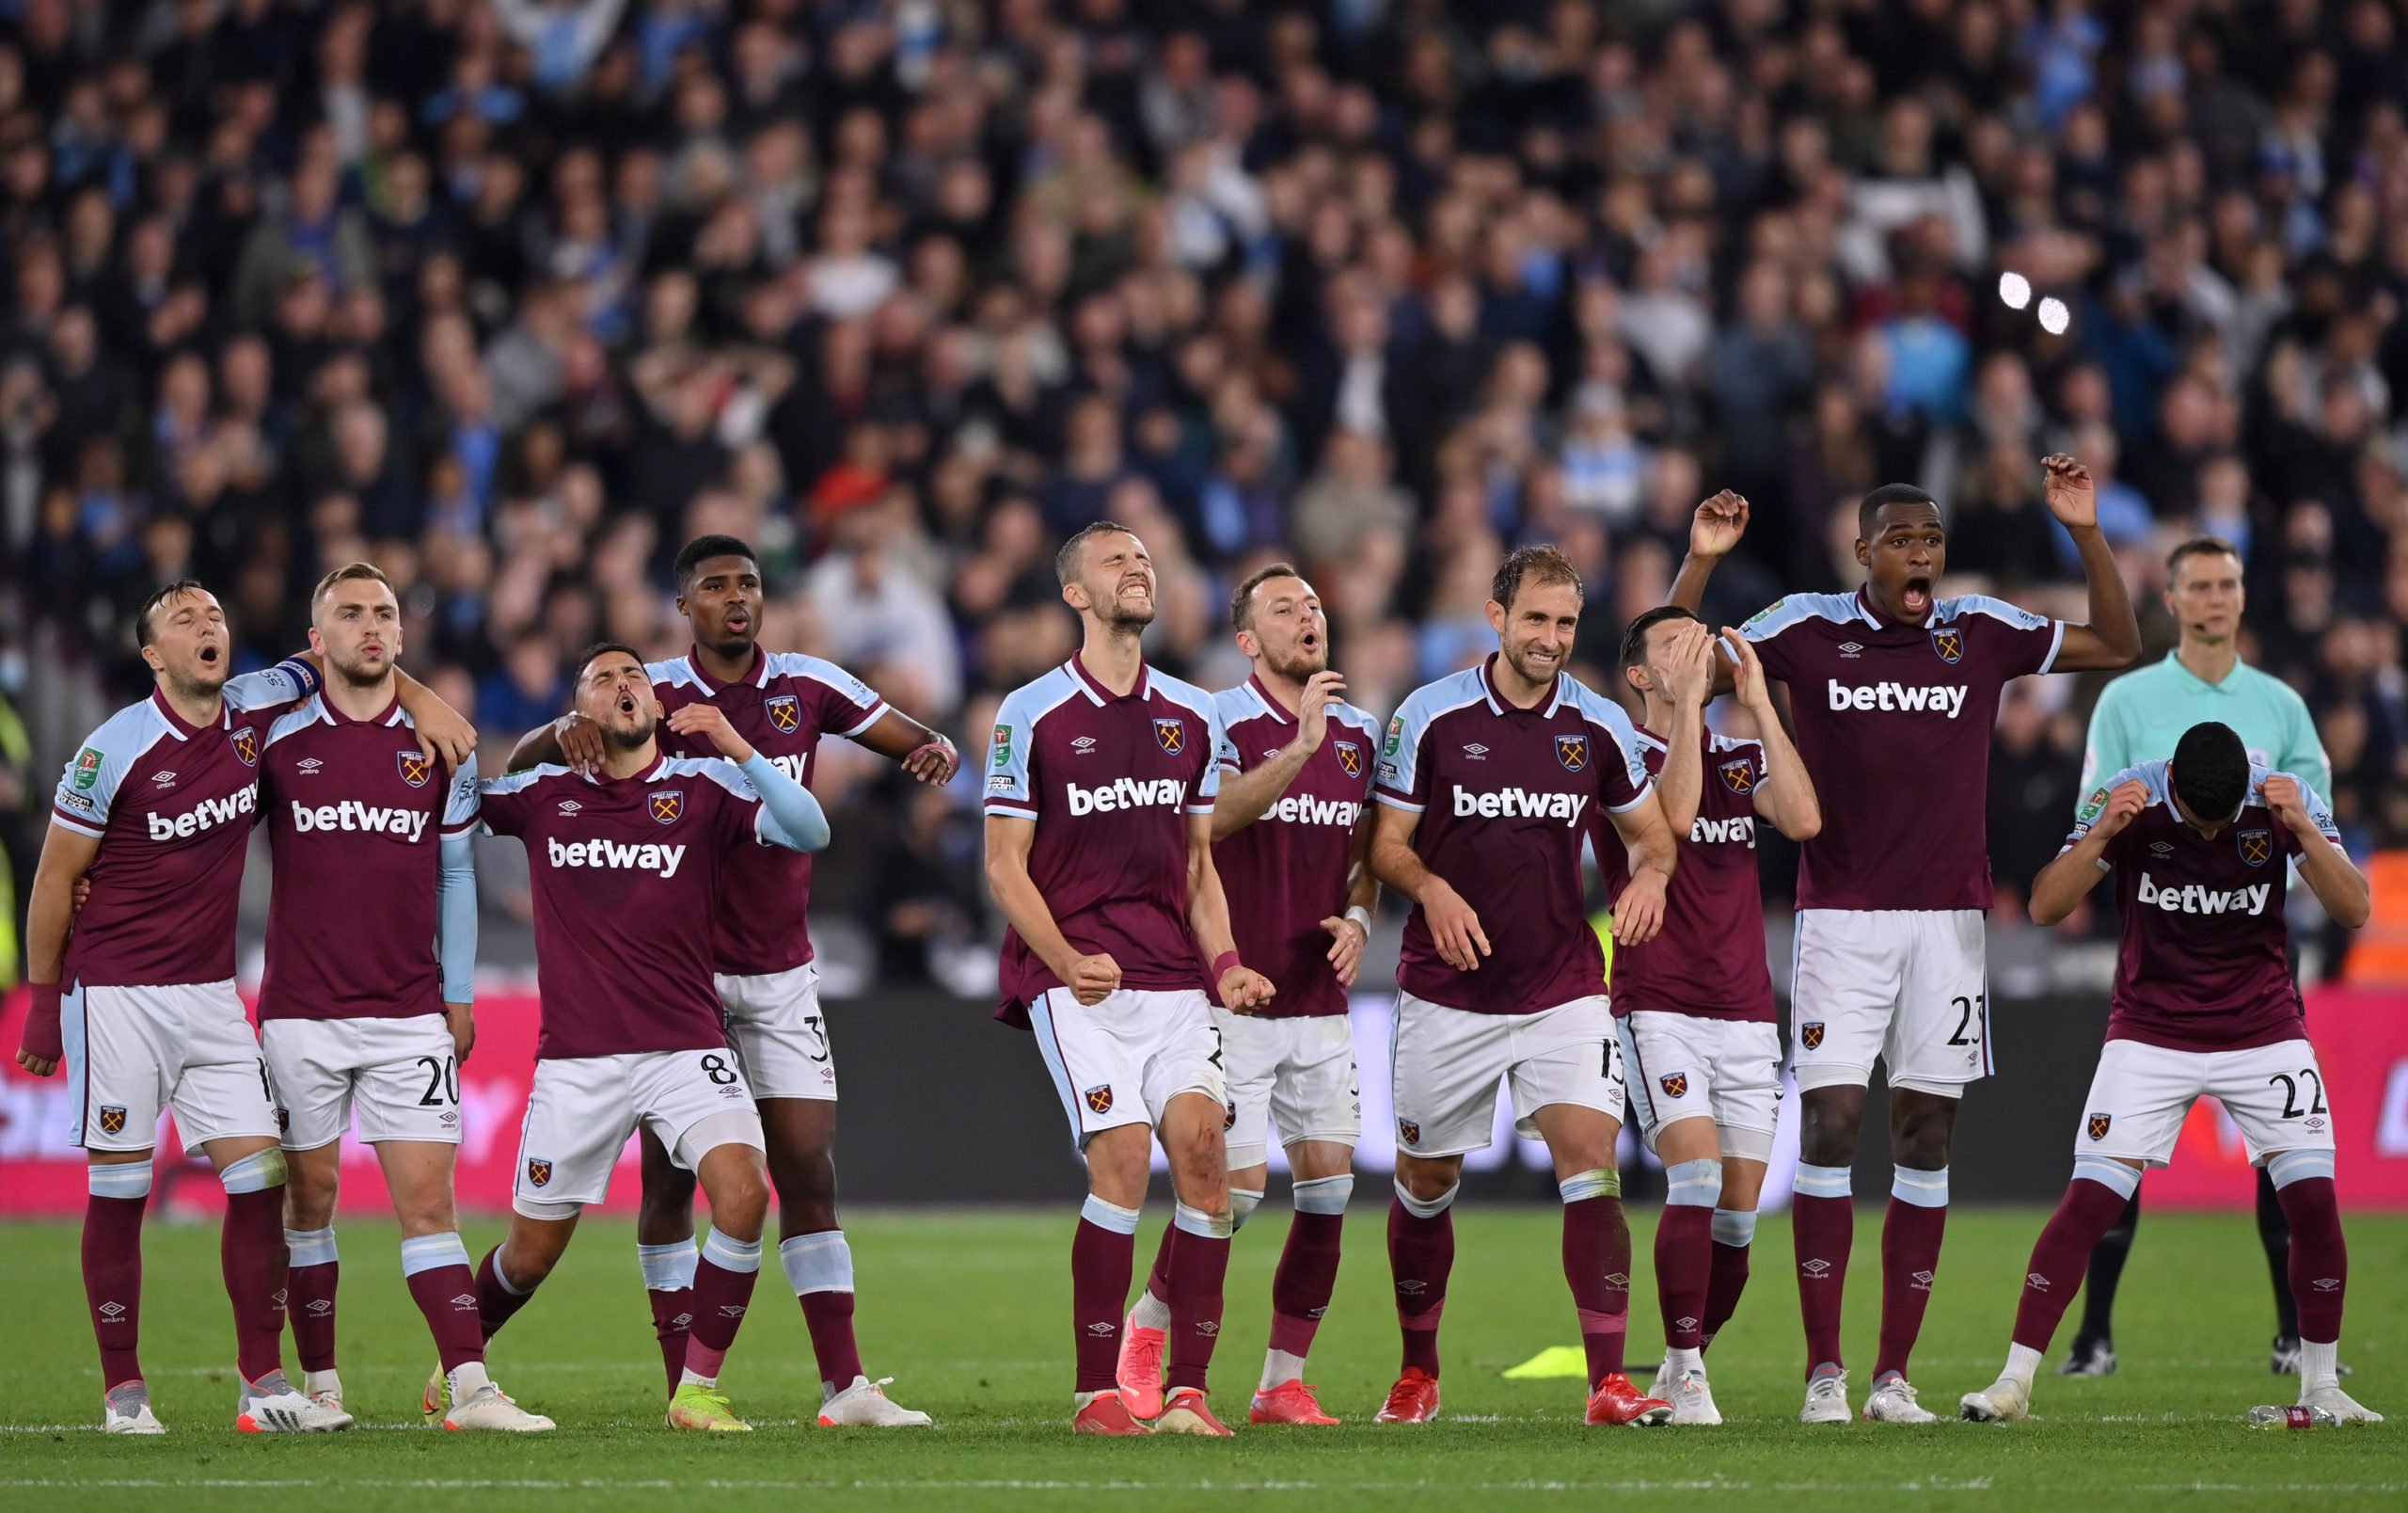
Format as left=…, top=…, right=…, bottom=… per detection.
left=1, top=0, right=2404, bottom=985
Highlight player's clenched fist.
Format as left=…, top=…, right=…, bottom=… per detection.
left=667, top=701, right=757, bottom=763
left=1218, top=963, right=1276, bottom=1012
left=1420, top=879, right=1491, bottom=972
left=901, top=735, right=959, bottom=784
left=2260, top=773, right=2312, bottom=832
left=2089, top=779, right=2149, bottom=839
left=1688, top=489, right=1751, bottom=559
left=1611, top=870, right=1669, bottom=946
left=1067, top=952, right=1122, bottom=1006
left=15, top=980, right=63, bottom=1076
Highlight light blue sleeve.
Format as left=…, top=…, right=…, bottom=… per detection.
left=983, top=684, right=1039, bottom=818
left=740, top=753, right=832, bottom=853
left=436, top=831, right=478, bottom=1004
left=225, top=656, right=323, bottom=711
left=1374, top=689, right=1436, bottom=811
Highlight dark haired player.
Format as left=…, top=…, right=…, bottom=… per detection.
left=1117, top=563, right=1378, bottom=1428
left=472, top=644, right=836, bottom=1433
left=1961, top=721, right=2375, bottom=1424
left=1371, top=545, right=1678, bottom=1428
left=1606, top=605, right=1821, bottom=1425
left=1671, top=461, right=2140, bottom=1423
left=510, top=535, right=956, bottom=1425
left=17, top=580, right=470, bottom=1433
left=984, top=521, right=1275, bottom=1437
left=258, top=564, right=548, bottom=1431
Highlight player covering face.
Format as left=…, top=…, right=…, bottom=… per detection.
left=468, top=645, right=836, bottom=1433
left=509, top=535, right=955, bottom=1426
left=983, top=522, right=1274, bottom=1436
left=1670, top=462, right=2139, bottom=1425
left=1960, top=722, right=2376, bottom=1425
left=1368, top=547, right=1680, bottom=1428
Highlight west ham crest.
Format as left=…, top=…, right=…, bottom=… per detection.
left=1799, top=1022, right=1826, bottom=1050
left=525, top=1157, right=554, bottom=1187
left=1084, top=1085, right=1115, bottom=1115
left=1719, top=757, right=1756, bottom=795
left=2087, top=1113, right=2113, bottom=1141
left=766, top=693, right=801, bottom=735
left=1396, top=1118, right=1421, bottom=1145
left=1333, top=740, right=1363, bottom=779
left=1931, top=626, right=1965, bottom=664
left=1659, top=1071, right=1689, bottom=1099
left=396, top=749, right=432, bottom=788
left=98, top=1105, right=128, bottom=1136
left=230, top=727, right=259, bottom=767
left=1153, top=718, right=1185, bottom=756
left=650, top=788, right=686, bottom=825
left=1555, top=733, right=1590, bottom=772
left=2237, top=828, right=2273, bottom=867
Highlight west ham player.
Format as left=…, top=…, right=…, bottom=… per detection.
left=1118, top=564, right=1378, bottom=1429
left=1961, top=721, right=2376, bottom=1424
left=1607, top=606, right=1822, bottom=1425
left=510, top=535, right=956, bottom=1425
left=1671, top=462, right=2140, bottom=1423
left=256, top=564, right=549, bottom=1430
left=1370, top=545, right=1679, bottom=1428
left=469, top=644, right=835, bottom=1433
left=984, top=521, right=1275, bottom=1437
left=16, top=580, right=470, bottom=1433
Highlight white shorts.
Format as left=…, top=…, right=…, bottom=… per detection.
left=717, top=963, right=837, bottom=1101
left=512, top=1048, right=765, bottom=1214
left=1616, top=1011, right=1782, bottom=1161
left=1027, top=987, right=1227, bottom=1151
left=64, top=979, right=277, bottom=1156
left=1790, top=909, right=1990, bottom=1094
left=261, top=1013, right=462, bottom=1151
left=1214, top=1009, right=1361, bottom=1170
left=2078, top=1037, right=2337, bottom=1169
left=1390, top=992, right=1624, bottom=1158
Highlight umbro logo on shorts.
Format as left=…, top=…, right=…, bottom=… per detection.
left=98, top=1106, right=128, bottom=1135
left=1799, top=1022, right=1826, bottom=1050
left=1084, top=1085, right=1114, bottom=1115
left=526, top=1157, right=554, bottom=1187
left=2087, top=1113, right=2112, bottom=1140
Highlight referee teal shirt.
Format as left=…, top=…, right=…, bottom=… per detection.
left=2077, top=650, right=2332, bottom=811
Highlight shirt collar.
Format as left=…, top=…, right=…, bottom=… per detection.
left=684, top=645, right=768, bottom=695
left=1853, top=585, right=1886, bottom=630
left=2164, top=649, right=2240, bottom=693
left=582, top=752, right=673, bottom=786
left=147, top=686, right=218, bottom=741
left=1245, top=672, right=1292, bottom=725
left=1069, top=653, right=1150, bottom=707
left=1478, top=652, right=1565, bottom=717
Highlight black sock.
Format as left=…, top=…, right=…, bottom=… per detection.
left=2256, top=1167, right=2298, bottom=1338
left=2076, top=1189, right=2141, bottom=1344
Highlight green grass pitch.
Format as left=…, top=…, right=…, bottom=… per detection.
left=1, top=1207, right=2399, bottom=1509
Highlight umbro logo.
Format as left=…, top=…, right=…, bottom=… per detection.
left=152, top=771, right=177, bottom=788
left=719, top=1304, right=747, bottom=1318
left=558, top=800, right=582, bottom=816
left=672, top=1313, right=693, bottom=1329
left=2027, top=1272, right=2051, bottom=1291
left=296, top=757, right=324, bottom=775
left=1838, top=642, right=1863, bottom=658
left=1911, top=1269, right=1934, bottom=1291
left=1675, top=1316, right=1699, bottom=1331
left=2312, top=1278, right=2341, bottom=1292
left=1463, top=743, right=1489, bottom=759
left=1603, top=1272, right=1629, bottom=1288
left=98, top=1301, right=126, bottom=1319
left=451, top=1294, right=478, bottom=1309
left=307, top=1299, right=334, bottom=1316
left=1085, top=1322, right=1116, bottom=1335
left=1800, top=1259, right=1832, bottom=1277
left=1071, top=736, right=1098, bottom=754
left=1396, top=1279, right=1428, bottom=1295
left=1196, top=1321, right=1220, bottom=1336
left=273, top=1289, right=290, bottom=1306
left=2149, top=842, right=2174, bottom=856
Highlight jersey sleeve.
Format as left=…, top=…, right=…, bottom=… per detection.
left=710, top=762, right=770, bottom=848
left=2265, top=772, right=2342, bottom=858
left=1957, top=595, right=2066, bottom=680
left=441, top=754, right=483, bottom=835
left=476, top=770, right=544, bottom=837
left=1185, top=699, right=1224, bottom=814
left=1736, top=598, right=1809, bottom=683
left=53, top=731, right=135, bottom=836
left=2066, top=762, right=2155, bottom=868
left=787, top=654, right=889, bottom=740
left=1212, top=690, right=1247, bottom=772
left=984, top=687, right=1039, bottom=820
left=1375, top=694, right=1434, bottom=811
left=1589, top=705, right=1655, bottom=814
left=224, top=656, right=324, bottom=714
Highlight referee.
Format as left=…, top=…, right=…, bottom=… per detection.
left=2061, top=534, right=2334, bottom=1378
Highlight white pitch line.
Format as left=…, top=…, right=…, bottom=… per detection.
left=0, top=1478, right=2008, bottom=1494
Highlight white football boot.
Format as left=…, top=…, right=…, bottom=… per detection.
left=817, top=1376, right=934, bottom=1427
left=1799, top=1367, right=1851, bottom=1425
left=1959, top=1376, right=2032, bottom=1423
left=1861, top=1372, right=1939, bottom=1424
left=236, top=1370, right=354, bottom=1432
left=103, top=1381, right=166, bottom=1435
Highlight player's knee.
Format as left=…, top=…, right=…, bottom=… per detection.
left=1797, top=1099, right=1861, bottom=1167
left=282, top=1171, right=339, bottom=1231
left=1394, top=1158, right=1460, bottom=1207
left=712, top=1168, right=771, bottom=1238
left=218, top=1147, right=287, bottom=1194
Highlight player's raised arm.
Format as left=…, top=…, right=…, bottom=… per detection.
left=2266, top=774, right=2369, bottom=929
left=1210, top=669, right=1347, bottom=840
left=1667, top=491, right=1748, bottom=699
left=2036, top=454, right=2143, bottom=673
left=507, top=712, right=606, bottom=776
left=1724, top=629, right=1821, bottom=840
left=13, top=820, right=103, bottom=1075
left=2030, top=779, right=2147, bottom=925
left=666, top=702, right=832, bottom=852
left=1649, top=621, right=1716, bottom=835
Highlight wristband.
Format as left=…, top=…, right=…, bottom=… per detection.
left=20, top=980, right=64, bottom=1062
left=1210, top=951, right=1243, bottom=983
left=1344, top=906, right=1373, bottom=939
